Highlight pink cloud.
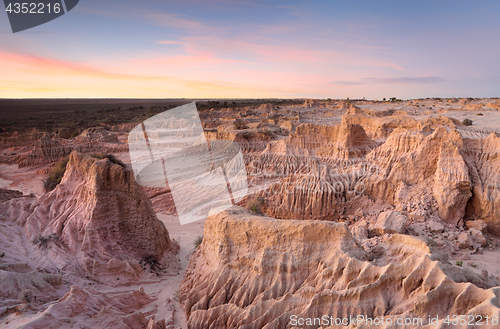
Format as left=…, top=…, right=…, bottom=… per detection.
left=177, top=36, right=404, bottom=72
left=0, top=51, right=162, bottom=80
left=139, top=12, right=209, bottom=31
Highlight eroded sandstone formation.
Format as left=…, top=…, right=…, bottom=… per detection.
left=1, top=151, right=179, bottom=282
left=181, top=207, right=500, bottom=329
left=18, top=133, right=71, bottom=167
left=243, top=109, right=500, bottom=238
left=15, top=128, right=126, bottom=168
left=463, top=133, right=500, bottom=235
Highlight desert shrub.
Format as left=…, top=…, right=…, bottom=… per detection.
left=140, top=254, right=164, bottom=276
left=456, top=260, right=463, bottom=267
left=426, top=238, right=438, bottom=248
left=43, top=156, right=69, bottom=192
left=462, top=118, right=473, bottom=126
left=246, top=196, right=265, bottom=214
left=90, top=153, right=125, bottom=167
left=173, top=290, right=180, bottom=302
left=18, top=289, right=34, bottom=304
left=32, top=234, right=60, bottom=250
left=194, top=235, right=203, bottom=248
left=477, top=113, right=484, bottom=116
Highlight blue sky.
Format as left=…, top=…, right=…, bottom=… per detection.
left=1, top=0, right=499, bottom=98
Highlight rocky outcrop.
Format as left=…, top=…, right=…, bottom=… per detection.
left=303, top=99, right=318, bottom=108
left=258, top=103, right=274, bottom=111
left=1, top=151, right=178, bottom=281
left=0, top=188, right=23, bottom=202
left=245, top=151, right=373, bottom=221
left=180, top=207, right=500, bottom=329
left=365, top=128, right=471, bottom=224
left=8, top=285, right=167, bottom=329
left=17, top=129, right=126, bottom=167
left=239, top=108, right=500, bottom=234
left=0, top=130, right=45, bottom=148
left=463, top=133, right=500, bottom=235
left=370, top=210, right=407, bottom=235
left=18, top=133, right=71, bottom=167
left=318, top=121, right=376, bottom=159
left=342, top=109, right=460, bottom=140
left=484, top=102, right=500, bottom=111
left=74, top=127, right=119, bottom=144
left=265, top=118, right=375, bottom=160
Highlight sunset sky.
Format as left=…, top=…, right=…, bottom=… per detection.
left=1, top=0, right=499, bottom=99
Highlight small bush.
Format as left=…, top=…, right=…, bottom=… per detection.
left=43, top=156, right=69, bottom=192
left=173, top=290, right=180, bottom=302
left=426, top=238, right=438, bottom=248
left=246, top=196, right=265, bottom=214
left=90, top=153, right=125, bottom=167
left=476, top=113, right=484, bottom=116
left=194, top=235, right=203, bottom=248
left=18, top=289, right=34, bottom=304
left=462, top=118, right=473, bottom=126
left=32, top=234, right=60, bottom=250
left=140, top=254, right=164, bottom=276
left=456, top=260, right=463, bottom=267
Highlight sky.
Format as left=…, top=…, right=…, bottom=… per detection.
left=0, top=0, right=499, bottom=99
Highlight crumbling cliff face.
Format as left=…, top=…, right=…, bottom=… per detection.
left=249, top=111, right=500, bottom=235
left=17, top=128, right=126, bottom=167
left=463, top=133, right=500, bottom=236
left=0, top=151, right=179, bottom=328
left=364, top=127, right=471, bottom=225
left=2, top=151, right=178, bottom=281
left=18, top=133, right=71, bottom=167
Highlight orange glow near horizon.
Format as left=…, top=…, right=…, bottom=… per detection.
left=1, top=1, right=499, bottom=99
left=0, top=50, right=334, bottom=99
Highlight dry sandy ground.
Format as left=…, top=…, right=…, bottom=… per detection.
left=153, top=214, right=205, bottom=328
left=450, top=249, right=500, bottom=279
left=91, top=215, right=205, bottom=329
left=0, top=164, right=45, bottom=196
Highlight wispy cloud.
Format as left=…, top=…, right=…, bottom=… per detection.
left=171, top=35, right=403, bottom=71
left=0, top=50, right=307, bottom=98
left=77, top=4, right=214, bottom=33
left=0, top=51, right=162, bottom=80
left=331, top=76, right=444, bottom=85
left=155, top=40, right=183, bottom=45
left=139, top=12, right=208, bottom=31
left=329, top=80, right=365, bottom=86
